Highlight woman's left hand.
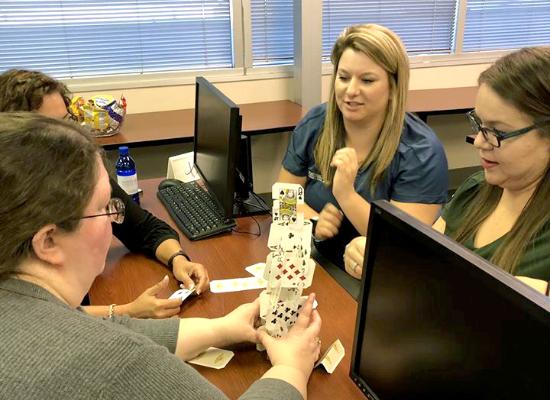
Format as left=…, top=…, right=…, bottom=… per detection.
left=331, top=147, right=360, bottom=200
left=344, top=236, right=366, bottom=279
left=216, top=297, right=260, bottom=345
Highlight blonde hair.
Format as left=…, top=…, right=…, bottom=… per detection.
left=314, top=24, right=409, bottom=192
left=452, top=47, right=550, bottom=273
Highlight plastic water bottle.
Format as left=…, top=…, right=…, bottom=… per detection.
left=116, top=146, right=140, bottom=204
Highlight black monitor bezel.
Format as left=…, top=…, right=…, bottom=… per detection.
left=193, top=76, right=241, bottom=219
left=349, top=200, right=550, bottom=399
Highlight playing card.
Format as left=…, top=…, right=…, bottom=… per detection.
left=315, top=339, right=345, bottom=374
left=244, top=262, right=266, bottom=278
left=264, top=294, right=308, bottom=338
left=267, top=223, right=285, bottom=250
left=168, top=287, right=195, bottom=302
left=209, top=276, right=266, bottom=293
left=188, top=347, right=234, bottom=369
left=272, top=199, right=281, bottom=222
left=272, top=183, right=304, bottom=204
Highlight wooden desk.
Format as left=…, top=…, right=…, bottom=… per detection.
left=89, top=177, right=364, bottom=399
left=408, top=87, right=477, bottom=122
left=96, top=100, right=305, bottom=150
left=95, top=87, right=477, bottom=150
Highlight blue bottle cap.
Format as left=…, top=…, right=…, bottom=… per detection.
left=118, top=145, right=129, bottom=155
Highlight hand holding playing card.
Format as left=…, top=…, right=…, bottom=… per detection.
left=315, top=203, right=343, bottom=240
left=125, top=275, right=183, bottom=318
left=330, top=147, right=360, bottom=201
left=216, top=297, right=261, bottom=346
left=172, top=257, right=210, bottom=295
left=257, top=293, right=322, bottom=379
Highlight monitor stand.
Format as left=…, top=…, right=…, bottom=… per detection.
left=233, top=191, right=270, bottom=217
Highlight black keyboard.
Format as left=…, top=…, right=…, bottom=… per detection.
left=157, top=181, right=235, bottom=240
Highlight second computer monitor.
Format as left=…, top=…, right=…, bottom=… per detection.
left=350, top=200, right=550, bottom=400
left=193, top=76, right=241, bottom=218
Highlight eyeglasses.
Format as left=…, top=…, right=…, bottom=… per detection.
left=80, top=198, right=125, bottom=224
left=467, top=110, right=550, bottom=148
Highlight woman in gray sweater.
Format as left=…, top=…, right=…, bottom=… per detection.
left=0, top=113, right=322, bottom=400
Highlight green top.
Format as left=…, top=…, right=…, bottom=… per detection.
left=442, top=171, right=550, bottom=280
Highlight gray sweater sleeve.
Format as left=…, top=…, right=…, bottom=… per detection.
left=239, top=378, right=303, bottom=400
left=108, top=314, right=180, bottom=353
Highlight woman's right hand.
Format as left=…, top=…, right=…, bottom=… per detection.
left=315, top=203, right=343, bottom=240
left=257, top=293, right=322, bottom=380
left=125, top=275, right=183, bottom=318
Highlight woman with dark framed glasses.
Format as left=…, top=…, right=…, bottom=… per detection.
left=432, top=46, right=550, bottom=283
left=345, top=46, right=550, bottom=291
left=0, top=69, right=210, bottom=319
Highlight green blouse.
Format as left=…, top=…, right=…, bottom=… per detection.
left=442, top=171, right=550, bottom=280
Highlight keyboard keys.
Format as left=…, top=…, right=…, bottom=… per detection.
left=157, top=181, right=236, bottom=240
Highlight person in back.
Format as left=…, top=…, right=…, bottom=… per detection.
left=0, top=112, right=321, bottom=399
left=0, top=68, right=209, bottom=318
left=345, top=47, right=550, bottom=291
left=278, top=24, right=448, bottom=272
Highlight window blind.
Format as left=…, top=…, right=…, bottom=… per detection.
left=0, top=0, right=233, bottom=78
left=323, top=0, right=458, bottom=59
left=463, top=0, right=550, bottom=52
left=250, top=0, right=294, bottom=66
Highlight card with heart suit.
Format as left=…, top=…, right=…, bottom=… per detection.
left=188, top=347, right=234, bottom=369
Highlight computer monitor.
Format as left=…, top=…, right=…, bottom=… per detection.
left=193, top=76, right=240, bottom=218
left=194, top=76, right=269, bottom=218
left=350, top=200, right=550, bottom=400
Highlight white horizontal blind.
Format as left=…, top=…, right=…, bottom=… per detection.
left=0, top=0, right=233, bottom=78
left=250, top=0, right=294, bottom=66
left=323, top=0, right=458, bottom=59
left=463, top=0, right=550, bottom=52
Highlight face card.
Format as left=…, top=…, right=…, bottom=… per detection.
left=188, top=347, right=234, bottom=369
left=272, top=199, right=281, bottom=222
left=272, top=183, right=304, bottom=204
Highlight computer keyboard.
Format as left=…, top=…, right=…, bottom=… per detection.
left=157, top=180, right=236, bottom=240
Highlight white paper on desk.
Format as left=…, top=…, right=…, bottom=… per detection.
left=166, top=152, right=200, bottom=183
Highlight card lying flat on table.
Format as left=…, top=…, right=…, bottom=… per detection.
left=188, top=347, right=234, bottom=369
left=210, top=276, right=267, bottom=293
left=244, top=262, right=266, bottom=278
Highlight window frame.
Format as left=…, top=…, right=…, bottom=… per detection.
left=52, top=0, right=532, bottom=92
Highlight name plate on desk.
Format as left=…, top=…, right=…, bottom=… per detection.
left=166, top=152, right=200, bottom=182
